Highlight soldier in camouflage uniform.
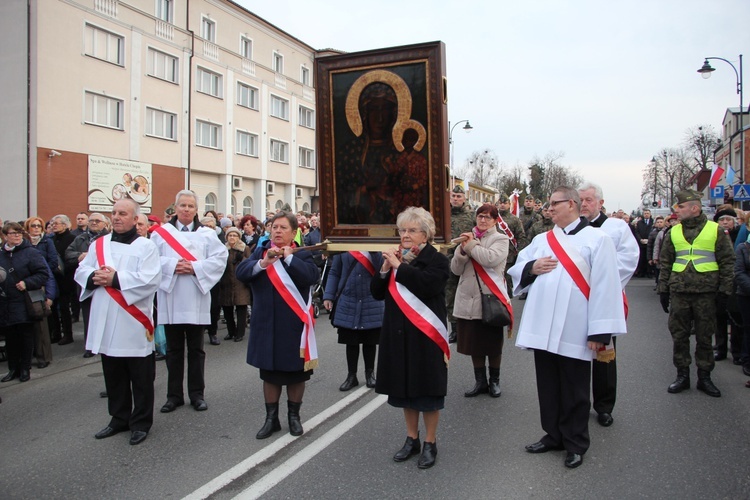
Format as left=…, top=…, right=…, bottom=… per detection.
left=520, top=194, right=542, bottom=236
left=447, top=185, right=476, bottom=343
left=658, top=190, right=735, bottom=398
left=526, top=203, right=553, bottom=241
left=495, top=194, right=526, bottom=296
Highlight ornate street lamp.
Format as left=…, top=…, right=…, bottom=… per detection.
left=448, top=120, right=473, bottom=185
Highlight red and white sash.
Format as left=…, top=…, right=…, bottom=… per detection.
left=265, top=255, right=318, bottom=371
left=95, top=236, right=155, bottom=341
left=471, top=259, right=514, bottom=331
left=350, top=251, right=376, bottom=276
left=546, top=226, right=591, bottom=299
left=152, top=224, right=198, bottom=261
left=387, top=270, right=450, bottom=364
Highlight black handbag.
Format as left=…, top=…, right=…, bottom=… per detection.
left=24, top=288, right=51, bottom=321
left=474, top=268, right=511, bottom=328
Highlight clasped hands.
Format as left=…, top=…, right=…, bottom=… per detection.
left=175, top=258, right=195, bottom=275
left=380, top=248, right=403, bottom=273
left=92, top=266, right=116, bottom=287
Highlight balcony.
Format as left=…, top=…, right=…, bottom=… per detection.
left=155, top=20, right=173, bottom=41
left=203, top=41, right=219, bottom=61
left=302, top=87, right=314, bottom=101
left=94, top=0, right=118, bottom=17
left=242, top=59, right=256, bottom=76
left=275, top=73, right=286, bottom=89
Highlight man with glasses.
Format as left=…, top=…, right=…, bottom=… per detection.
left=509, top=186, right=625, bottom=469
left=65, top=213, right=109, bottom=357
left=50, top=215, right=77, bottom=345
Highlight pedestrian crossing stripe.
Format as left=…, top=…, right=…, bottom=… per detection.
left=734, top=185, right=750, bottom=200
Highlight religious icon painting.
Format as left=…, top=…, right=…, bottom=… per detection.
left=316, top=41, right=450, bottom=244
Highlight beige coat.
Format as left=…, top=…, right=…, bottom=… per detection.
left=450, top=226, right=509, bottom=320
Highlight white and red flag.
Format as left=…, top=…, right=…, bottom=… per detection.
left=709, top=163, right=725, bottom=189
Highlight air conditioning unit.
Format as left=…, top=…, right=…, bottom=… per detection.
left=232, top=176, right=242, bottom=191
left=266, top=181, right=275, bottom=195
left=295, top=187, right=303, bottom=198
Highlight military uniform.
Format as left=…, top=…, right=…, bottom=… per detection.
left=527, top=216, right=554, bottom=242
left=446, top=186, right=476, bottom=328
left=520, top=207, right=542, bottom=235
left=495, top=194, right=526, bottom=296
left=658, top=191, right=734, bottom=397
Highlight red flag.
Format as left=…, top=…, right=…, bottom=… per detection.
left=709, top=163, right=725, bottom=189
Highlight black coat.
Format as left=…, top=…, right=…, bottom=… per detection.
left=0, top=240, right=50, bottom=326
left=371, top=244, right=450, bottom=399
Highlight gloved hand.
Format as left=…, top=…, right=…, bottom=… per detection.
left=716, top=293, right=728, bottom=313
left=660, top=292, right=670, bottom=313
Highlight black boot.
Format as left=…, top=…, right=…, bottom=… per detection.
left=448, top=322, right=457, bottom=344
left=339, top=373, right=359, bottom=391
left=696, top=370, right=721, bottom=397
left=288, top=401, right=303, bottom=436
left=1, top=370, right=19, bottom=383
left=667, top=368, right=690, bottom=393
left=488, top=367, right=501, bottom=398
left=393, top=433, right=421, bottom=462
left=365, top=369, right=376, bottom=388
left=418, top=441, right=438, bottom=469
left=464, top=367, right=489, bottom=397
left=255, top=403, right=281, bottom=439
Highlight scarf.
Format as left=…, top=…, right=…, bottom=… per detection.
left=400, top=243, right=426, bottom=265
left=226, top=239, right=247, bottom=253
left=29, top=234, right=42, bottom=246
left=472, top=226, right=488, bottom=239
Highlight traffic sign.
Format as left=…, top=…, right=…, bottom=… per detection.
left=733, top=184, right=750, bottom=201
left=711, top=186, right=724, bottom=199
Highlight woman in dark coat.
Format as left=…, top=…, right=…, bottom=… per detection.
left=371, top=207, right=450, bottom=469
left=323, top=251, right=384, bottom=391
left=0, top=222, right=50, bottom=383
left=220, top=227, right=252, bottom=342
left=236, top=212, right=319, bottom=439
left=24, top=217, right=58, bottom=368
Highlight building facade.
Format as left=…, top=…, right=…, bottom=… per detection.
left=1, top=0, right=319, bottom=221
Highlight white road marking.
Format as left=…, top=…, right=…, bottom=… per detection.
left=182, top=386, right=382, bottom=500
left=233, top=394, right=388, bottom=500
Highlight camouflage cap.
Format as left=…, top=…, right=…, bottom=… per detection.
left=164, top=204, right=175, bottom=215
left=673, top=190, right=702, bottom=204
left=525, top=194, right=535, bottom=201
left=497, top=193, right=509, bottom=203
left=452, top=185, right=465, bottom=194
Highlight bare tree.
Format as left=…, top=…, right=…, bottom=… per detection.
left=465, top=149, right=499, bottom=187
left=684, top=125, right=721, bottom=172
left=496, top=163, right=528, bottom=197
left=529, top=152, right=582, bottom=199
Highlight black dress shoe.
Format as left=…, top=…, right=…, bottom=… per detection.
left=564, top=452, right=583, bottom=469
left=37, top=361, right=50, bottom=369
left=1, top=370, right=19, bottom=383
left=19, top=369, right=30, bottom=382
left=209, top=335, right=220, bottom=346
left=192, top=399, right=208, bottom=411
left=448, top=331, right=457, bottom=344
left=525, top=441, right=563, bottom=454
left=393, top=435, right=421, bottom=462
left=234, top=336, right=244, bottom=342
left=597, top=413, right=614, bottom=427
left=95, top=426, right=124, bottom=439
left=129, top=430, right=148, bottom=445
left=154, top=352, right=166, bottom=361
left=83, top=350, right=94, bottom=358
left=417, top=441, right=437, bottom=469
left=713, top=351, right=727, bottom=361
left=365, top=370, right=376, bottom=388
left=223, top=334, right=234, bottom=341
left=733, top=358, right=743, bottom=366
left=339, top=374, right=359, bottom=391
left=160, top=400, right=184, bottom=413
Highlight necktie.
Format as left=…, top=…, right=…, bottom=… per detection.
left=181, top=226, right=189, bottom=232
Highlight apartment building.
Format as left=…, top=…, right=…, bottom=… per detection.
left=1, top=0, right=319, bottom=221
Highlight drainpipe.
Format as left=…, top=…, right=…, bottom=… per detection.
left=186, top=0, right=194, bottom=189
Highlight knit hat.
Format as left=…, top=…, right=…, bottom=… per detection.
left=225, top=227, right=242, bottom=238
left=219, top=217, right=233, bottom=228
left=713, top=207, right=737, bottom=222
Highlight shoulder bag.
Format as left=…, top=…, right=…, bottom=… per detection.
left=473, top=268, right=511, bottom=328
left=9, top=267, right=50, bottom=321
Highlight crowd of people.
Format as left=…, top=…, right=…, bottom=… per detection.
left=1, top=183, right=748, bottom=470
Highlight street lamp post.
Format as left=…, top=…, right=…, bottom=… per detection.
left=651, top=156, right=658, bottom=207
left=448, top=120, right=473, bottom=186
left=697, top=55, right=744, bottom=184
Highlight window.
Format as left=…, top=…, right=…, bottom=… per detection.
left=201, top=17, right=216, bottom=42
left=146, top=108, right=176, bottom=140
left=240, top=36, right=253, bottom=59
left=236, top=130, right=258, bottom=157
left=275, top=199, right=284, bottom=210
left=243, top=196, right=253, bottom=214
left=205, top=193, right=216, bottom=212
left=197, top=67, right=222, bottom=97
left=84, top=24, right=124, bottom=65
left=196, top=120, right=221, bottom=149
left=84, top=91, right=123, bottom=129
left=270, top=139, right=289, bottom=163
left=299, top=106, right=314, bottom=128
left=299, top=147, right=314, bottom=168
left=231, top=195, right=236, bottom=215
left=148, top=48, right=178, bottom=83
left=273, top=51, right=284, bottom=73
left=300, top=66, right=310, bottom=86
left=270, top=95, right=288, bottom=120
left=155, top=0, right=173, bottom=23
left=236, top=82, right=258, bottom=110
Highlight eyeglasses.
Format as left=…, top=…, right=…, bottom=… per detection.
left=89, top=219, right=105, bottom=223
left=549, top=199, right=571, bottom=206
left=29, top=224, right=43, bottom=228
left=398, top=228, right=424, bottom=235
left=476, top=214, right=494, bottom=220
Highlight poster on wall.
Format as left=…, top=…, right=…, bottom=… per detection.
left=88, top=155, right=153, bottom=213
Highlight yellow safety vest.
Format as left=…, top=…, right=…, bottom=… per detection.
left=670, top=221, right=719, bottom=272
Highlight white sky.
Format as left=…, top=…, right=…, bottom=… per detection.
left=239, top=0, right=749, bottom=212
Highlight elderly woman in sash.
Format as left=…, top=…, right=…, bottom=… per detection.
left=236, top=212, right=320, bottom=439
left=451, top=203, right=510, bottom=398
left=371, top=207, right=450, bottom=469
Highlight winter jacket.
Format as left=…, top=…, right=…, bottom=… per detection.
left=64, top=229, right=109, bottom=272
left=734, top=242, right=750, bottom=296
left=0, top=240, right=50, bottom=326
left=219, top=241, right=252, bottom=306
left=323, top=252, right=384, bottom=330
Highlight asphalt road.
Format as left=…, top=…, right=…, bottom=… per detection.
left=1, top=278, right=749, bottom=499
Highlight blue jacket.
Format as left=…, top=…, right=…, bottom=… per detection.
left=323, top=252, right=384, bottom=330
left=236, top=241, right=320, bottom=372
left=32, top=235, right=59, bottom=275
left=0, top=239, right=51, bottom=326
